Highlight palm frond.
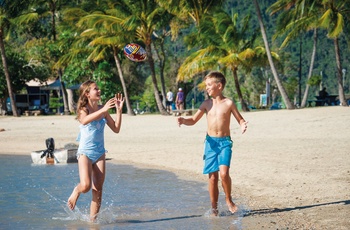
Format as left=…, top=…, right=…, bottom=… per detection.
left=328, top=13, right=344, bottom=38
left=318, top=9, right=332, bottom=28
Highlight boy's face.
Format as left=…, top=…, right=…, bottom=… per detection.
left=205, top=78, right=222, bottom=97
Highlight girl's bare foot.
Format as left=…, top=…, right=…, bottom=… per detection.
left=67, top=187, right=80, bottom=210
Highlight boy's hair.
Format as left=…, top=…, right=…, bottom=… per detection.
left=204, top=71, right=226, bottom=88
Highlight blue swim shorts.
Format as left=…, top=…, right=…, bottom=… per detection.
left=203, top=135, right=233, bottom=174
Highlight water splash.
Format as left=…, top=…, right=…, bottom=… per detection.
left=1, top=156, right=251, bottom=229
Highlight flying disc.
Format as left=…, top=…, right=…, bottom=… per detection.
left=123, top=43, right=147, bottom=62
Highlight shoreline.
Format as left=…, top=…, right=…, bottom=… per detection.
left=1, top=106, right=349, bottom=228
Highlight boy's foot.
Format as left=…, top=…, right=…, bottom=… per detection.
left=227, top=201, right=238, bottom=214
left=67, top=186, right=80, bottom=210
left=210, top=208, right=219, bottom=217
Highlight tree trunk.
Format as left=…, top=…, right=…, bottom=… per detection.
left=334, top=38, right=347, bottom=106
left=145, top=44, right=168, bottom=115
left=66, top=88, right=75, bottom=113
left=253, top=0, right=295, bottom=109
left=0, top=30, right=18, bottom=117
left=301, top=28, right=317, bottom=108
left=58, top=69, right=70, bottom=115
left=232, top=67, right=249, bottom=112
left=113, top=48, right=135, bottom=116
left=153, top=41, right=167, bottom=107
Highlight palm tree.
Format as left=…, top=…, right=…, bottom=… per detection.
left=61, top=4, right=135, bottom=115
left=151, top=13, right=174, bottom=106
left=16, top=0, right=71, bottom=114
left=253, top=0, right=295, bottom=109
left=318, top=0, right=349, bottom=106
left=0, top=0, right=32, bottom=116
left=156, top=0, right=224, bottom=28
left=178, top=12, right=267, bottom=112
left=116, top=0, right=170, bottom=115
left=269, top=0, right=321, bottom=108
left=76, top=13, right=136, bottom=115
left=0, top=9, right=18, bottom=116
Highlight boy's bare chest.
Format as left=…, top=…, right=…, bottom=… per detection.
left=207, top=103, right=230, bottom=118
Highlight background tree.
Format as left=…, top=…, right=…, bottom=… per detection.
left=318, top=0, right=349, bottom=106
left=65, top=4, right=136, bottom=115
left=177, top=12, right=269, bottom=112
left=0, top=0, right=31, bottom=116
left=253, top=0, right=295, bottom=109
left=269, top=0, right=324, bottom=108
left=15, top=0, right=72, bottom=114
left=114, top=0, right=171, bottom=115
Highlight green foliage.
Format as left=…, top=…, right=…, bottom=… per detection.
left=140, top=76, right=157, bottom=112
left=2, top=0, right=350, bottom=112
left=93, top=61, right=121, bottom=104
left=0, top=42, right=49, bottom=96
left=49, top=97, right=63, bottom=112
left=308, top=75, right=322, bottom=87
left=285, top=76, right=298, bottom=98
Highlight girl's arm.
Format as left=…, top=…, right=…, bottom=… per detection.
left=106, top=93, right=124, bottom=133
left=78, top=98, right=115, bottom=125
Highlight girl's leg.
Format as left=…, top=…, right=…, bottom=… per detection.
left=68, top=155, right=92, bottom=210
left=208, top=171, right=219, bottom=215
left=219, top=165, right=237, bottom=214
left=90, top=154, right=106, bottom=221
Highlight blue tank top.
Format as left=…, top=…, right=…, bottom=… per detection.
left=77, top=118, right=106, bottom=156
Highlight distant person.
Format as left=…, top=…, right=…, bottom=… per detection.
left=177, top=71, right=248, bottom=216
left=166, top=90, right=174, bottom=113
left=67, top=80, right=124, bottom=222
left=319, top=87, right=328, bottom=99
left=175, top=88, right=185, bottom=111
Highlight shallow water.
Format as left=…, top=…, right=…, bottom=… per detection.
left=0, top=155, right=248, bottom=229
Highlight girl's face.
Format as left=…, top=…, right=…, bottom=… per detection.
left=205, top=78, right=221, bottom=97
left=86, top=83, right=101, bottom=101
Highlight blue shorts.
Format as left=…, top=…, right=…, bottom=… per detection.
left=203, top=135, right=233, bottom=174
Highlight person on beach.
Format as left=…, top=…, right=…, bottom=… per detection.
left=67, top=80, right=124, bottom=221
left=175, top=88, right=185, bottom=111
left=177, top=71, right=248, bottom=216
left=166, top=89, right=174, bottom=113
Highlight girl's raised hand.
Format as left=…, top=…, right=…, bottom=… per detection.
left=114, top=93, right=125, bottom=111
left=102, top=98, right=116, bottom=112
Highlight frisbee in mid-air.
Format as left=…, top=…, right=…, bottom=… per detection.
left=123, top=43, right=147, bottom=62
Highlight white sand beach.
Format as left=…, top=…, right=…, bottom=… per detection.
left=0, top=106, right=349, bottom=229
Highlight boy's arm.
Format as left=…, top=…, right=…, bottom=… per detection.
left=177, top=108, right=205, bottom=127
left=231, top=102, right=248, bottom=134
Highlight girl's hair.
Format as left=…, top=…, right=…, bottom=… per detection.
left=204, top=71, right=226, bottom=88
left=76, top=80, right=95, bottom=120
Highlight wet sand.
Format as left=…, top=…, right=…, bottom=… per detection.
left=0, top=106, right=349, bottom=229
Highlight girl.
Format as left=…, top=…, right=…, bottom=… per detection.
left=67, top=80, right=124, bottom=221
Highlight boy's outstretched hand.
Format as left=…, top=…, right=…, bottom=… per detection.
left=177, top=117, right=184, bottom=127
left=240, top=121, right=248, bottom=134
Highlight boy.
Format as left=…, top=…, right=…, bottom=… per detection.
left=177, top=71, right=248, bottom=216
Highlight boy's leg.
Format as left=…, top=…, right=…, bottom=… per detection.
left=208, top=171, right=219, bottom=215
left=68, top=155, right=92, bottom=210
left=219, top=165, right=237, bottom=214
left=90, top=154, right=106, bottom=221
